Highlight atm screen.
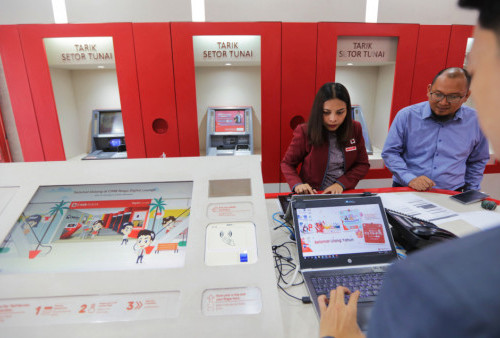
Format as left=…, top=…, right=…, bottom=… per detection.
left=99, top=111, right=124, bottom=135
left=214, top=110, right=245, bottom=133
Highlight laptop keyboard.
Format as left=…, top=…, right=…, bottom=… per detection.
left=311, top=272, right=384, bottom=303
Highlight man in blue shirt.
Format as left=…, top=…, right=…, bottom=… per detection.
left=318, top=1, right=500, bottom=337
left=382, top=67, right=489, bottom=191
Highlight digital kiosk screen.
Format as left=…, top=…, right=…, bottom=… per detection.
left=0, top=181, right=193, bottom=273
left=99, top=111, right=124, bottom=134
left=214, top=110, right=245, bottom=133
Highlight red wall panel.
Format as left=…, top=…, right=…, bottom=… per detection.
left=281, top=23, right=318, bottom=181
left=446, top=25, right=474, bottom=68
left=316, top=23, right=419, bottom=125
left=18, top=23, right=146, bottom=160
left=133, top=23, right=180, bottom=158
left=170, top=22, right=282, bottom=183
left=410, top=25, right=451, bottom=104
left=0, top=25, right=44, bottom=161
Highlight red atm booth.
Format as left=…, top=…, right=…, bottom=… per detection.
left=170, top=22, right=281, bottom=183
left=17, top=23, right=146, bottom=160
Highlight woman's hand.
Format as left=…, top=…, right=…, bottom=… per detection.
left=323, top=183, right=344, bottom=194
left=294, top=183, right=317, bottom=194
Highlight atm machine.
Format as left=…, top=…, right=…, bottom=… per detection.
left=82, top=109, right=127, bottom=160
left=352, top=105, right=373, bottom=155
left=206, top=107, right=253, bottom=156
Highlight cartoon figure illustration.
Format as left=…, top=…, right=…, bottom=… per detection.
left=26, top=214, right=42, bottom=228
left=161, top=216, right=176, bottom=234
left=234, top=112, right=242, bottom=124
left=135, top=230, right=155, bottom=264
left=120, top=222, right=134, bottom=245
left=23, top=214, right=41, bottom=234
left=80, top=222, right=92, bottom=239
left=90, top=220, right=103, bottom=239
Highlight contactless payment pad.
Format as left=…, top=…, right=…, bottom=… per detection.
left=205, top=222, right=257, bottom=266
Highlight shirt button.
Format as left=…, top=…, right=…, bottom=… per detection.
left=434, top=167, right=437, bottom=169
left=439, top=139, right=442, bottom=142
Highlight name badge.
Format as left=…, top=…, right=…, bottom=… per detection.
left=345, top=146, right=357, bottom=152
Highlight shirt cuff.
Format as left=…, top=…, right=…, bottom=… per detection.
left=400, top=173, right=417, bottom=186
left=334, top=180, right=345, bottom=189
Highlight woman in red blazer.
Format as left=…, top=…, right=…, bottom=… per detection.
left=281, top=83, right=370, bottom=194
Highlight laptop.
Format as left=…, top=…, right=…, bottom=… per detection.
left=290, top=195, right=398, bottom=331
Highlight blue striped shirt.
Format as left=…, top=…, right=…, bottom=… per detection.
left=382, top=102, right=489, bottom=190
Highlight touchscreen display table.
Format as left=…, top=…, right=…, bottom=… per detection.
left=0, top=182, right=193, bottom=273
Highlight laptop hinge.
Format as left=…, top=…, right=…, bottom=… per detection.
left=301, top=263, right=390, bottom=274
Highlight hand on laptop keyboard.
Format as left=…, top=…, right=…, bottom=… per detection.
left=318, top=286, right=365, bottom=338
left=312, top=272, right=384, bottom=303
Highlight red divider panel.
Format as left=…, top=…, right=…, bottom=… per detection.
left=280, top=23, right=318, bottom=182
left=133, top=23, right=180, bottom=158
left=410, top=25, right=451, bottom=104
left=0, top=25, right=44, bottom=161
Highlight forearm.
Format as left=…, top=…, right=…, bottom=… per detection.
left=464, top=158, right=489, bottom=190
left=381, top=151, right=416, bottom=185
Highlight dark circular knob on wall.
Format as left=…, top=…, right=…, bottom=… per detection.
left=290, top=115, right=305, bottom=131
left=152, top=118, right=168, bottom=134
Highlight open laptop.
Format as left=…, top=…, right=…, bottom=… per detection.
left=291, top=195, right=398, bottom=331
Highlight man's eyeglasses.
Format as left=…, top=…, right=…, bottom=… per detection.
left=429, top=92, right=465, bottom=103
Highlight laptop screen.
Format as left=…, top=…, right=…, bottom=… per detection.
left=292, top=196, right=397, bottom=269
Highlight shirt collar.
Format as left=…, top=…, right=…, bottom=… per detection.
left=422, top=102, right=464, bottom=121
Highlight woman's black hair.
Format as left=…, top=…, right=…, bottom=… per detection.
left=307, top=82, right=353, bottom=146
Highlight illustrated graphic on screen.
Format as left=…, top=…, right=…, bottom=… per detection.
left=0, top=182, right=193, bottom=273
left=340, top=209, right=362, bottom=231
left=215, top=110, right=245, bottom=132
left=362, top=223, right=385, bottom=244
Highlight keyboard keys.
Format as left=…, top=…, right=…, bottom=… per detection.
left=311, top=272, right=384, bottom=302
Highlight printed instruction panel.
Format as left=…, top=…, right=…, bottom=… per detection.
left=0, top=291, right=180, bottom=326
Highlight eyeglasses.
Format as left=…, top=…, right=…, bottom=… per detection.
left=429, top=92, right=465, bottom=103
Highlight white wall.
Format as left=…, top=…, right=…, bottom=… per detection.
left=378, top=0, right=477, bottom=25
left=50, top=68, right=121, bottom=159
left=205, top=0, right=366, bottom=22
left=0, top=56, right=23, bottom=162
left=372, top=63, right=395, bottom=151
left=50, top=68, right=82, bottom=159
left=0, top=0, right=480, bottom=25
left=195, top=66, right=261, bottom=154
left=0, top=0, right=54, bottom=24
left=66, top=0, right=192, bottom=23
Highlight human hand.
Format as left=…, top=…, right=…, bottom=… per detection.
left=318, top=286, right=365, bottom=338
left=408, top=176, right=435, bottom=191
left=322, top=183, right=344, bottom=194
left=294, top=183, right=317, bottom=194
